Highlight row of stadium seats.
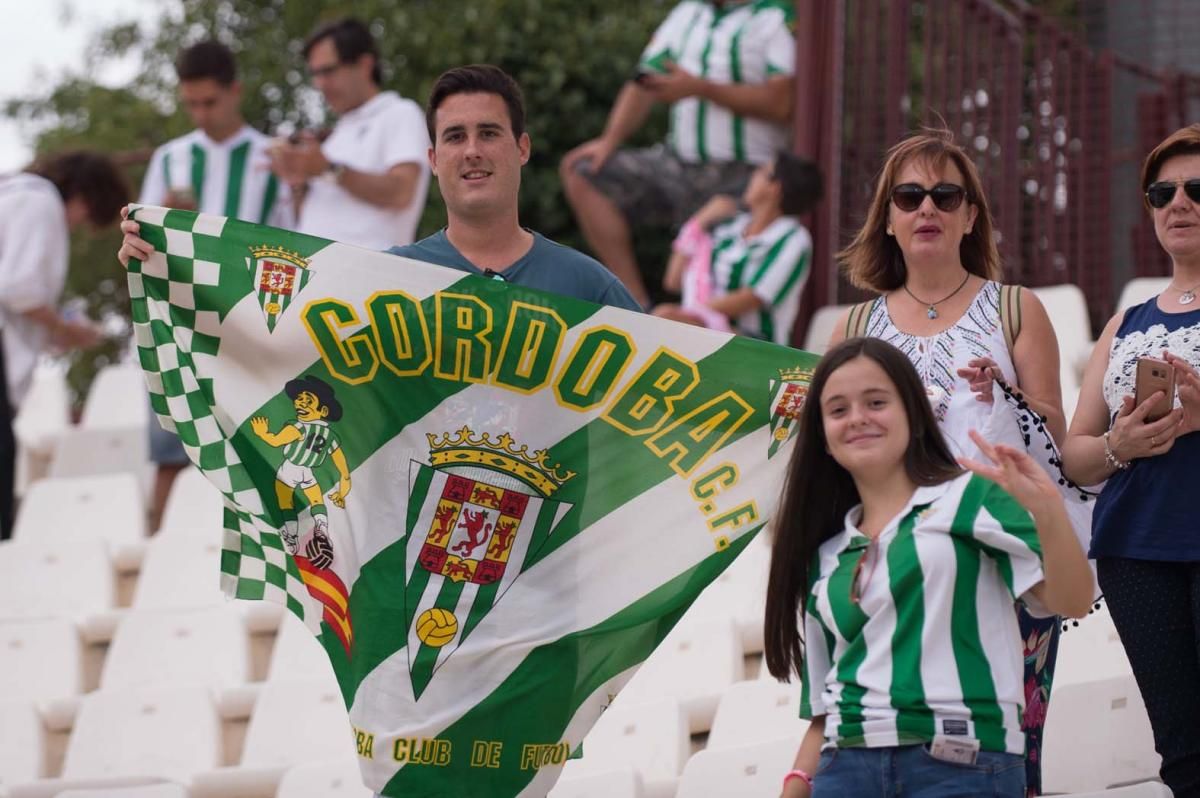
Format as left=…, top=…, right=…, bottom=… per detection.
left=2, top=279, right=1174, bottom=797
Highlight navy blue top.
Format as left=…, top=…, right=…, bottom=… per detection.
left=388, top=229, right=643, bottom=312
left=1091, top=298, right=1200, bottom=561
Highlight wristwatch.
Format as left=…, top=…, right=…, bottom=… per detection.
left=326, top=161, right=347, bottom=180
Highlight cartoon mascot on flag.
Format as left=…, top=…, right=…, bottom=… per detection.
left=250, top=375, right=351, bottom=569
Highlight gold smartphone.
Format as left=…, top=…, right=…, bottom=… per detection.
left=1134, top=357, right=1176, bottom=423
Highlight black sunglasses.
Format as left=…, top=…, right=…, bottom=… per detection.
left=1146, top=179, right=1200, bottom=209
left=891, top=183, right=967, bottom=213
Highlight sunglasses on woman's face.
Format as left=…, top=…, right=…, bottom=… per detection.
left=1146, top=179, right=1200, bottom=209
left=890, top=183, right=967, bottom=213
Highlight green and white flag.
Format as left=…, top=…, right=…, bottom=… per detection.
left=126, top=205, right=818, bottom=797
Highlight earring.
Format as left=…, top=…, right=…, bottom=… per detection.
left=886, top=226, right=894, bottom=236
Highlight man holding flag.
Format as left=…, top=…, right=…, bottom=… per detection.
left=115, top=65, right=811, bottom=797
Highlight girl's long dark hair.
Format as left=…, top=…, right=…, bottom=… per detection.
left=762, top=338, right=962, bottom=681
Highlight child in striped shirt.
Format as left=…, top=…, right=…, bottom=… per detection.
left=653, top=151, right=821, bottom=346
left=764, top=337, right=1093, bottom=797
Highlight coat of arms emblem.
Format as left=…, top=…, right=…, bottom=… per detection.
left=247, top=245, right=313, bottom=332
left=403, top=426, right=576, bottom=699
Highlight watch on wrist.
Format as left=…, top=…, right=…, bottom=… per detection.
left=326, top=161, right=347, bottom=180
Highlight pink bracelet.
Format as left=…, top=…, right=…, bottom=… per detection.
left=783, top=768, right=813, bottom=788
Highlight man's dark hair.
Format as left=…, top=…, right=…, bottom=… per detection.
left=425, top=65, right=526, bottom=142
left=175, top=41, right=237, bottom=86
left=303, top=18, right=381, bottom=85
left=29, top=151, right=129, bottom=227
left=773, top=152, right=823, bottom=216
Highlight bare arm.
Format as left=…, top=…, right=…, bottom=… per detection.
left=695, top=75, right=795, bottom=124
left=1008, top=290, right=1068, bottom=443
left=250, top=417, right=302, bottom=448
left=707, top=287, right=763, bottom=318
left=561, top=83, right=657, bottom=174
left=781, top=716, right=825, bottom=798
left=826, top=308, right=852, bottom=349
left=1061, top=310, right=1187, bottom=485
left=663, top=250, right=688, bottom=293
left=332, top=162, right=423, bottom=210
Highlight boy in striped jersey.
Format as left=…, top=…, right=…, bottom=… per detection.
left=764, top=338, right=1093, bottom=797
left=561, top=0, right=796, bottom=307
left=251, top=376, right=351, bottom=569
left=654, top=151, right=820, bottom=345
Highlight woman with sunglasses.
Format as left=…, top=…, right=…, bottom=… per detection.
left=765, top=337, right=1092, bottom=798
left=827, top=130, right=1081, bottom=795
left=1060, top=124, right=1200, bottom=797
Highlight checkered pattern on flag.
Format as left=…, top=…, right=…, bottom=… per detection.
left=125, top=205, right=818, bottom=797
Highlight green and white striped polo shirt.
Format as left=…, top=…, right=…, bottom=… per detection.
left=282, top=420, right=340, bottom=469
left=710, top=213, right=811, bottom=345
left=799, top=473, right=1046, bottom=756
left=140, top=126, right=291, bottom=227
left=640, top=0, right=795, bottom=164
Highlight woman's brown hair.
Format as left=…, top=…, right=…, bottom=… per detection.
left=1140, top=123, right=1200, bottom=207
left=762, top=337, right=963, bottom=682
left=838, top=129, right=1000, bottom=293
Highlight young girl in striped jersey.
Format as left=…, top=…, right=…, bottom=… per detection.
left=765, top=337, right=1093, bottom=798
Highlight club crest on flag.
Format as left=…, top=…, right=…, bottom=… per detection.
left=247, top=245, right=313, bottom=332
left=767, top=365, right=814, bottom=459
left=403, top=426, right=575, bottom=699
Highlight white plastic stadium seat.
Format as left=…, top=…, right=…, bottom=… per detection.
left=1053, top=604, right=1133, bottom=688
left=1060, top=783, right=1172, bottom=797
left=80, top=364, right=150, bottom=430
left=566, top=696, right=689, bottom=797
left=276, top=758, right=374, bottom=798
left=132, top=531, right=224, bottom=609
left=675, top=736, right=799, bottom=798
left=100, top=606, right=250, bottom=691
left=268, top=612, right=338, bottom=685
left=1031, top=284, right=1094, bottom=381
left=12, top=473, right=145, bottom=545
left=681, top=533, right=770, bottom=653
left=548, top=767, right=644, bottom=798
left=241, top=679, right=357, bottom=768
left=707, top=679, right=809, bottom=751
left=158, top=466, right=224, bottom=536
left=49, top=427, right=152, bottom=497
left=802, top=303, right=854, bottom=354
left=1116, top=277, right=1171, bottom=313
left=61, top=685, right=222, bottom=781
left=58, top=785, right=189, bottom=797
left=13, top=362, right=71, bottom=494
left=0, top=538, right=115, bottom=619
left=617, top=617, right=744, bottom=733
left=0, top=617, right=83, bottom=701
left=0, top=699, right=46, bottom=787
left=1042, top=675, right=1160, bottom=793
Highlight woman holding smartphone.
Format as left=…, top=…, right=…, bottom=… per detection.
left=765, top=337, right=1092, bottom=798
left=1062, top=123, right=1200, bottom=798
left=827, top=130, right=1081, bottom=794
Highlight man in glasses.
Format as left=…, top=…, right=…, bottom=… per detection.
left=269, top=17, right=430, bottom=249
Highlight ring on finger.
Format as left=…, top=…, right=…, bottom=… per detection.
left=1152, top=435, right=1159, bottom=447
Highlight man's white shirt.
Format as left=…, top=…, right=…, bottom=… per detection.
left=297, top=91, right=431, bottom=249
left=0, top=174, right=69, bottom=405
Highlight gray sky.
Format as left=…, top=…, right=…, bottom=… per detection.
left=0, top=0, right=159, bottom=171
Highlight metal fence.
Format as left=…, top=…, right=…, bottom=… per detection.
left=795, top=0, right=1200, bottom=336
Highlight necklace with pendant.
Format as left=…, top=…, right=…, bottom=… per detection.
left=902, top=272, right=971, bottom=319
left=1171, top=278, right=1200, bottom=305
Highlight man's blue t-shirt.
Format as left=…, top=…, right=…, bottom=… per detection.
left=387, top=229, right=642, bottom=312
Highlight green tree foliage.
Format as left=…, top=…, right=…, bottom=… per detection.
left=6, top=0, right=675, bottom=405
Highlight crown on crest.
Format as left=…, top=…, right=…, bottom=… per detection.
left=249, top=244, right=308, bottom=268
left=778, top=365, right=814, bottom=382
left=427, top=426, right=576, bottom=497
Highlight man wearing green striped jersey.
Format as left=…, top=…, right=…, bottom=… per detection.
left=251, top=375, right=351, bottom=569
left=655, top=151, right=821, bottom=345
left=142, top=40, right=293, bottom=529
left=764, top=339, right=1093, bottom=797
left=562, top=0, right=796, bottom=307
